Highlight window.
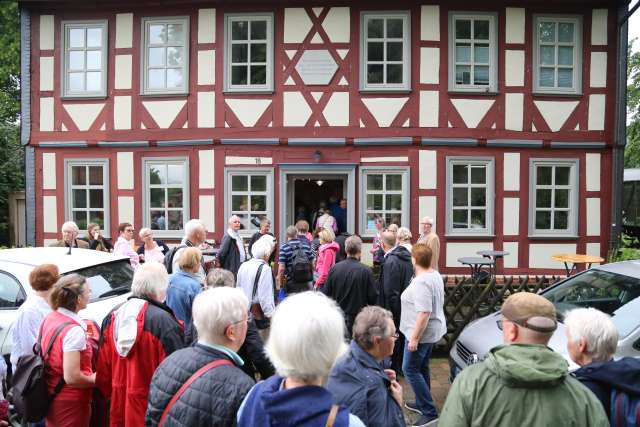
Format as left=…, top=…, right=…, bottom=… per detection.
left=61, top=21, right=108, bottom=98
left=225, top=169, right=274, bottom=237
left=529, top=159, right=578, bottom=237
left=141, top=17, right=189, bottom=95
left=533, top=15, right=582, bottom=94
left=360, top=12, right=411, bottom=91
left=446, top=157, right=494, bottom=236
left=448, top=13, right=497, bottom=92
left=360, top=168, right=409, bottom=236
left=224, top=14, right=274, bottom=92
left=65, top=160, right=110, bottom=234
left=0, top=272, right=26, bottom=309
left=143, top=158, right=189, bottom=236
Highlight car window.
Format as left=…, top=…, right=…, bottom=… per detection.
left=544, top=269, right=640, bottom=338
left=69, top=260, right=134, bottom=301
left=0, top=271, right=26, bottom=309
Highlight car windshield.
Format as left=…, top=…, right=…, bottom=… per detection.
left=544, top=269, right=640, bottom=338
left=69, top=259, right=133, bottom=301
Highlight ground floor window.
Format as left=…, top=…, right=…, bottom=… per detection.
left=65, top=159, right=110, bottom=234
left=143, top=157, right=189, bottom=236
left=360, top=167, right=409, bottom=236
left=225, top=168, right=274, bottom=237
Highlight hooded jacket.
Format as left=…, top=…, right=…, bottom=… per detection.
left=439, top=344, right=609, bottom=427
left=573, top=357, right=640, bottom=419
left=378, top=246, right=413, bottom=326
left=96, top=296, right=184, bottom=427
left=315, top=241, right=340, bottom=288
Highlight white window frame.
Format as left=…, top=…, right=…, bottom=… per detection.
left=359, top=167, right=410, bottom=237
left=61, top=20, right=108, bottom=98
left=224, top=13, right=274, bottom=93
left=448, top=12, right=498, bottom=93
left=360, top=11, right=411, bottom=92
left=224, top=168, right=274, bottom=238
left=142, top=157, right=190, bottom=238
left=528, top=158, right=579, bottom=237
left=532, top=15, right=582, bottom=95
left=140, top=16, right=190, bottom=95
left=446, top=157, right=495, bottom=236
left=64, top=159, right=110, bottom=236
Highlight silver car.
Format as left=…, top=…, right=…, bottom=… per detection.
left=449, top=260, right=640, bottom=378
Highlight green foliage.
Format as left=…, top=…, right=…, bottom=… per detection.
left=627, top=39, right=640, bottom=167
left=607, top=233, right=640, bottom=262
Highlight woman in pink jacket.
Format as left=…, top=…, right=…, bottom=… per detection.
left=314, top=228, right=340, bottom=290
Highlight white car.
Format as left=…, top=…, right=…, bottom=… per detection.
left=0, top=247, right=134, bottom=363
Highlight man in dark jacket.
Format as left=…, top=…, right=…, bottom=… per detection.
left=377, top=230, right=413, bottom=374
left=146, top=287, right=254, bottom=427
left=327, top=306, right=405, bottom=427
left=248, top=217, right=275, bottom=263
left=323, top=235, right=377, bottom=337
left=218, top=215, right=247, bottom=278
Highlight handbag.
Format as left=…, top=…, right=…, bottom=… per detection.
left=250, top=264, right=270, bottom=329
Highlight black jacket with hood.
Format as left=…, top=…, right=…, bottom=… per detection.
left=377, top=245, right=413, bottom=326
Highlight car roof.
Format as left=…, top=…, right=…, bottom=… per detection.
left=593, top=259, right=640, bottom=280
left=0, top=247, right=129, bottom=274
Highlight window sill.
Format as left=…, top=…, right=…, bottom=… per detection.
left=223, top=89, right=274, bottom=95
left=445, top=234, right=495, bottom=239
left=61, top=95, right=107, bottom=101
left=140, top=91, right=190, bottom=97
left=448, top=90, right=499, bottom=96
left=527, top=234, right=579, bottom=240
left=359, top=88, right=412, bottom=94
left=532, top=92, right=582, bottom=98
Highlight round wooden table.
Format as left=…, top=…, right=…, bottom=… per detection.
left=551, top=253, right=605, bottom=276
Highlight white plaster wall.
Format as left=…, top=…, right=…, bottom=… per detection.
left=40, top=15, right=54, bottom=50
left=419, top=196, right=437, bottom=230
left=114, top=96, right=132, bottom=130
left=114, top=55, right=132, bottom=89
left=505, top=8, right=525, bottom=44
left=590, top=52, right=607, bottom=88
left=199, top=150, right=215, bottom=189
left=503, top=242, right=519, bottom=268
left=43, top=196, right=58, bottom=233
left=503, top=153, right=520, bottom=191
left=586, top=153, right=601, bottom=192
left=117, top=152, right=134, bottom=190
left=420, top=6, right=439, bottom=41
left=63, top=104, right=104, bottom=131
left=505, top=93, right=523, bottom=131
left=283, top=92, right=312, bottom=126
left=586, top=242, right=601, bottom=258
left=40, top=97, right=54, bottom=131
left=226, top=156, right=273, bottom=166
left=529, top=243, right=577, bottom=269
left=587, top=198, right=601, bottom=236
left=451, top=99, right=494, bottom=128
left=39, top=57, right=54, bottom=91
left=226, top=99, right=271, bottom=127
left=143, top=100, right=186, bottom=129
left=503, top=198, right=520, bottom=235
left=322, top=7, right=350, bottom=43
left=505, top=50, right=524, bottom=87
left=591, top=9, right=608, bottom=46
left=420, top=47, right=439, bottom=84
left=197, top=50, right=215, bottom=85
left=118, top=196, right=135, bottom=225
left=197, top=92, right=216, bottom=128
left=446, top=242, right=493, bottom=268
left=44, top=239, right=58, bottom=247
left=588, top=94, right=606, bottom=131
left=42, top=153, right=56, bottom=190
left=534, top=100, right=578, bottom=132
left=419, top=91, right=439, bottom=127
left=198, top=9, right=216, bottom=44
left=199, top=195, right=216, bottom=233
left=361, top=156, right=408, bottom=163
left=362, top=98, right=408, bottom=127
left=419, top=150, right=437, bottom=190
left=284, top=8, right=312, bottom=43
left=361, top=243, right=373, bottom=266
left=323, top=92, right=349, bottom=126
left=115, top=13, right=133, bottom=49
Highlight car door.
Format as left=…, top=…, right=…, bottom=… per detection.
left=0, top=270, right=27, bottom=356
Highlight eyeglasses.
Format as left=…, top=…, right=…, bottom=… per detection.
left=496, top=319, right=505, bottom=330
left=125, top=229, right=135, bottom=233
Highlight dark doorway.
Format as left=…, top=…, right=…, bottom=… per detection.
left=293, top=178, right=344, bottom=231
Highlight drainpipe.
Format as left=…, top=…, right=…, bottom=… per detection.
left=20, top=6, right=35, bottom=246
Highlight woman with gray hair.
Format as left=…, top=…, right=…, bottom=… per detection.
left=396, top=227, right=413, bottom=252
left=238, top=292, right=365, bottom=427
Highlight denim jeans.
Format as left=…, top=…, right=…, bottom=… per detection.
left=402, top=341, right=437, bottom=419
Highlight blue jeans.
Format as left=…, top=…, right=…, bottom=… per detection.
left=402, top=341, right=437, bottom=419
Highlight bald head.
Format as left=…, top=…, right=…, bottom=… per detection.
left=228, top=215, right=241, bottom=231
left=381, top=231, right=396, bottom=251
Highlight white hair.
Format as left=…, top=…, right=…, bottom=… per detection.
left=193, top=287, right=248, bottom=343
left=61, top=221, right=79, bottom=233
left=253, top=235, right=275, bottom=260
left=422, top=216, right=434, bottom=225
left=228, top=215, right=240, bottom=225
left=564, top=308, right=618, bottom=362
left=184, top=219, right=206, bottom=238
left=396, top=227, right=412, bottom=243
left=138, top=227, right=152, bottom=238
left=266, top=292, right=347, bottom=383
left=131, top=262, right=168, bottom=301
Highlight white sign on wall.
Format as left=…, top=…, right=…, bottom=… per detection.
left=295, top=50, right=338, bottom=85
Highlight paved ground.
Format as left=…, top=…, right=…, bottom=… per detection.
left=398, top=356, right=451, bottom=425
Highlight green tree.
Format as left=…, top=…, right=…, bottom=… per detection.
left=0, top=1, right=24, bottom=246
left=626, top=39, right=640, bottom=167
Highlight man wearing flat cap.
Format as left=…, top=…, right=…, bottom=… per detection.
left=438, top=292, right=608, bottom=427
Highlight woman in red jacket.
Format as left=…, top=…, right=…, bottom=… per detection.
left=42, top=274, right=95, bottom=427
left=314, top=228, right=340, bottom=291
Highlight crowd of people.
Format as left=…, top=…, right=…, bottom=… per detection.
left=6, top=213, right=632, bottom=426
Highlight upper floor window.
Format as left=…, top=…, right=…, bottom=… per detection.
left=533, top=15, right=582, bottom=94
left=528, top=159, right=579, bottom=237
left=360, top=168, right=409, bottom=236
left=62, top=21, right=108, bottom=98
left=143, top=158, right=189, bottom=236
left=65, top=159, right=110, bottom=234
left=224, top=14, right=274, bottom=93
left=360, top=12, right=411, bottom=91
left=446, top=157, right=494, bottom=236
left=141, top=17, right=190, bottom=95
left=448, top=13, right=498, bottom=92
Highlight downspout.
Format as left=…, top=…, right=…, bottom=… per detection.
left=20, top=6, right=35, bottom=246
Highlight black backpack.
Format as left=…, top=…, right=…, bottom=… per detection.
left=9, top=321, right=73, bottom=422
left=290, top=244, right=312, bottom=283
left=163, top=245, right=187, bottom=274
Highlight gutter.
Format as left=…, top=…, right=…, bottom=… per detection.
left=20, top=6, right=35, bottom=246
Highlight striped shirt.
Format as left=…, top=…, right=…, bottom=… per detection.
left=279, top=239, right=313, bottom=277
